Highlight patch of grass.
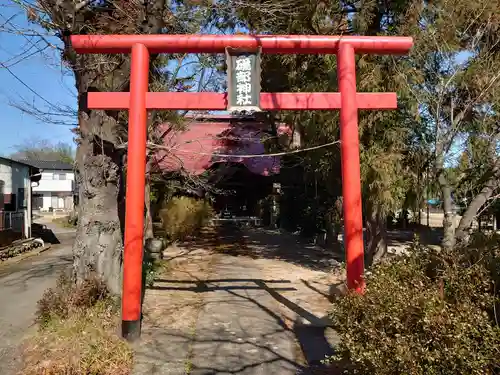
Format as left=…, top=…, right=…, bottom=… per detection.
left=213, top=243, right=235, bottom=252
left=51, top=216, right=76, bottom=228
left=35, top=273, right=109, bottom=326
left=20, top=273, right=133, bottom=375
left=143, top=252, right=169, bottom=287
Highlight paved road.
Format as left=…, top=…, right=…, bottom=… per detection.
left=0, top=224, right=74, bottom=375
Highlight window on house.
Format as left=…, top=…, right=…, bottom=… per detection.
left=53, top=173, right=67, bottom=180
left=51, top=195, right=59, bottom=208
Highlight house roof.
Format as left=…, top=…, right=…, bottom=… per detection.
left=14, top=159, right=74, bottom=171
left=152, top=120, right=292, bottom=176
left=0, top=156, right=38, bottom=169
left=0, top=156, right=42, bottom=182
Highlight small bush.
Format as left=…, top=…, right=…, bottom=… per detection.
left=21, top=301, right=132, bottom=375
left=143, top=251, right=169, bottom=287
left=51, top=215, right=77, bottom=228
left=328, top=238, right=500, bottom=375
left=36, top=273, right=109, bottom=326
left=21, top=273, right=132, bottom=375
left=68, top=210, right=78, bottom=226
left=159, top=196, right=213, bottom=241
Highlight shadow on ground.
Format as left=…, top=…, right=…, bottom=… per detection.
left=169, top=223, right=443, bottom=274
left=387, top=224, right=443, bottom=246
left=0, top=252, right=73, bottom=285
left=148, top=225, right=344, bottom=372
left=170, top=224, right=342, bottom=273
left=32, top=223, right=61, bottom=244
left=148, top=223, right=444, bottom=374
left=148, top=276, right=340, bottom=374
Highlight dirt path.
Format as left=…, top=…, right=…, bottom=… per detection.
left=0, top=222, right=75, bottom=375
left=135, top=226, right=341, bottom=375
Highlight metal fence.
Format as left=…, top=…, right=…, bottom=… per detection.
left=0, top=211, right=24, bottom=233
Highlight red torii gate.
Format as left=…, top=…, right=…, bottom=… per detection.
left=71, top=34, right=413, bottom=340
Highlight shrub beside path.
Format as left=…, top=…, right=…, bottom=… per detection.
left=134, top=226, right=342, bottom=374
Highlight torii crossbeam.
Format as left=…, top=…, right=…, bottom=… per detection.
left=71, top=34, right=413, bottom=340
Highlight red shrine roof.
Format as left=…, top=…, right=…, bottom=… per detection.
left=151, top=115, right=294, bottom=176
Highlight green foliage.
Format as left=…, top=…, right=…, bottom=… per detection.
left=328, top=238, right=500, bottom=374
left=143, top=251, right=169, bottom=288
left=218, top=0, right=500, bottom=244
left=159, top=196, right=213, bottom=241
left=11, top=138, right=75, bottom=163
left=451, top=132, right=499, bottom=209
left=224, top=0, right=424, bottom=235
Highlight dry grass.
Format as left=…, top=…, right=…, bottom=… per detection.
left=51, top=216, right=76, bottom=229
left=159, top=196, right=213, bottom=241
left=142, top=249, right=216, bottom=331
left=19, top=274, right=133, bottom=375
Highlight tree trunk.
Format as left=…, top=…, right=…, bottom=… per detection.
left=63, top=26, right=136, bottom=293
left=438, top=171, right=455, bottom=250
left=455, top=164, right=500, bottom=241
left=326, top=197, right=342, bottom=249
left=63, top=2, right=167, bottom=294
left=144, top=178, right=154, bottom=240
left=365, top=203, right=387, bottom=267
left=72, top=111, right=126, bottom=295
left=426, top=203, right=430, bottom=227
left=324, top=210, right=337, bottom=248
left=417, top=168, right=422, bottom=225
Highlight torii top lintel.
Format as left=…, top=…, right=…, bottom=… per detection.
left=70, top=34, right=413, bottom=55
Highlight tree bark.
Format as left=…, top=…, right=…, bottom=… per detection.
left=144, top=178, right=154, bottom=240
left=438, top=171, right=456, bottom=250
left=326, top=197, right=342, bottom=249
left=455, top=161, right=500, bottom=241
left=72, top=110, right=126, bottom=295
left=365, top=203, right=387, bottom=267
left=57, top=1, right=168, bottom=294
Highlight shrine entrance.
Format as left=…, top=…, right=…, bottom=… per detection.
left=71, top=34, right=413, bottom=340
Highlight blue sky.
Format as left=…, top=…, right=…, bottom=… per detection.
left=0, top=4, right=76, bottom=157
left=0, top=2, right=226, bottom=159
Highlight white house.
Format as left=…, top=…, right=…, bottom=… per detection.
left=22, top=160, right=76, bottom=212
left=0, top=157, right=40, bottom=239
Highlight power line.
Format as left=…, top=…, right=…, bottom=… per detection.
left=1, top=43, right=50, bottom=68
left=0, top=61, right=57, bottom=108
left=0, top=11, right=69, bottom=111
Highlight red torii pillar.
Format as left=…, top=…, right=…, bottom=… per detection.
left=71, top=34, right=413, bottom=340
